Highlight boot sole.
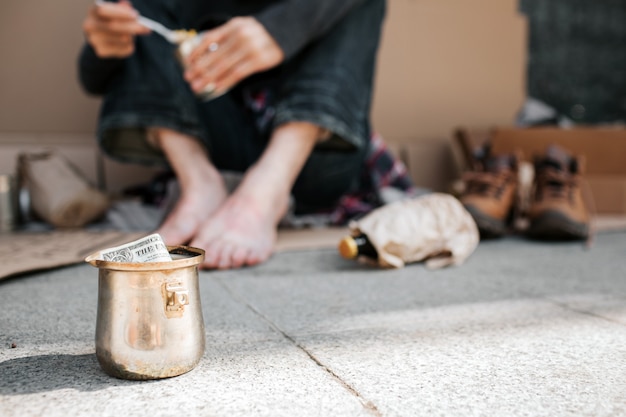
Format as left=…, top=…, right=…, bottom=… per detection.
left=527, top=210, right=589, bottom=240
left=463, top=204, right=507, bottom=239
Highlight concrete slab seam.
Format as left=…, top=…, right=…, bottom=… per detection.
left=546, top=298, right=626, bottom=327
left=214, top=276, right=382, bottom=417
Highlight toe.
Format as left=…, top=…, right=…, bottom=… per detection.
left=201, top=241, right=220, bottom=269
left=230, top=246, right=250, bottom=269
left=245, top=246, right=270, bottom=266
left=217, top=243, right=236, bottom=270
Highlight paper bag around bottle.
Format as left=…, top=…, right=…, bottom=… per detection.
left=348, top=193, right=479, bottom=269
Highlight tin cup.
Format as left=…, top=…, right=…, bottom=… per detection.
left=85, top=245, right=206, bottom=380
left=176, top=32, right=228, bottom=101
left=0, top=174, right=18, bottom=232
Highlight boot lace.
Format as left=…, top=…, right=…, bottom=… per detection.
left=463, top=170, right=512, bottom=199
left=533, top=168, right=577, bottom=203
left=534, top=166, right=597, bottom=248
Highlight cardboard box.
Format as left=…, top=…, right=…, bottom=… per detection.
left=584, top=176, right=626, bottom=214
left=489, top=127, right=626, bottom=214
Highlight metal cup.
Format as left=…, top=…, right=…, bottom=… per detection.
left=85, top=246, right=206, bottom=380
left=0, top=174, right=18, bottom=232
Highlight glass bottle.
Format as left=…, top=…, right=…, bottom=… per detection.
left=338, top=234, right=378, bottom=260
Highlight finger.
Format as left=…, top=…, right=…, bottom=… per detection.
left=187, top=43, right=247, bottom=93
left=204, top=42, right=258, bottom=92
left=92, top=42, right=135, bottom=58
left=100, top=19, right=151, bottom=35
left=187, top=28, right=230, bottom=64
left=185, top=31, right=250, bottom=88
left=211, top=60, right=255, bottom=93
left=90, top=32, right=134, bottom=45
left=88, top=31, right=135, bottom=45
left=87, top=28, right=136, bottom=57
left=101, top=34, right=135, bottom=49
left=91, top=3, right=150, bottom=36
left=107, top=32, right=135, bottom=44
left=94, top=1, right=139, bottom=21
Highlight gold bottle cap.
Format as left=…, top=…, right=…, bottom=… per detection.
left=338, top=236, right=358, bottom=259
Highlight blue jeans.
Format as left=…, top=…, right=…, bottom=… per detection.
left=95, top=0, right=386, bottom=211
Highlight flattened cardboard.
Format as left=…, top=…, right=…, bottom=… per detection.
left=0, top=228, right=349, bottom=281
left=585, top=176, right=626, bottom=214
left=275, top=227, right=349, bottom=253
left=0, top=230, right=145, bottom=281
left=403, top=140, right=459, bottom=192
left=491, top=127, right=626, bottom=176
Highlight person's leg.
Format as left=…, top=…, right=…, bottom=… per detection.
left=96, top=0, right=207, bottom=166
left=91, top=0, right=235, bottom=245
left=190, top=0, right=386, bottom=269
left=275, top=0, right=387, bottom=211
left=155, top=91, right=262, bottom=246
left=190, top=121, right=321, bottom=269
left=153, top=128, right=228, bottom=245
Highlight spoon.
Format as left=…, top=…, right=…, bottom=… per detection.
left=136, top=15, right=185, bottom=44
left=94, top=0, right=189, bottom=44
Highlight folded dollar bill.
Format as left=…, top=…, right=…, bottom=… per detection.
left=95, top=233, right=172, bottom=263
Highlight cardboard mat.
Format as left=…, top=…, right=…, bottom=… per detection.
left=0, top=227, right=349, bottom=281
left=1, top=217, right=624, bottom=281
left=0, top=230, right=146, bottom=281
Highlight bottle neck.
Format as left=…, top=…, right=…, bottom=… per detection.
left=353, top=234, right=378, bottom=259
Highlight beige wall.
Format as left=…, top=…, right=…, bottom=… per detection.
left=372, top=0, right=526, bottom=190
left=0, top=0, right=526, bottom=192
left=0, top=0, right=99, bottom=133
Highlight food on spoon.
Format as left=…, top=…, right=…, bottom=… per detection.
left=172, top=29, right=198, bottom=44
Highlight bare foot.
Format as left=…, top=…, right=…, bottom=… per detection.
left=186, top=121, right=321, bottom=269
left=157, top=173, right=227, bottom=245
left=152, top=127, right=228, bottom=245
left=189, top=179, right=289, bottom=269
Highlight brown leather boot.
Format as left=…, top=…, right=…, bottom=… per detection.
left=460, top=145, right=519, bottom=238
left=526, top=145, right=590, bottom=240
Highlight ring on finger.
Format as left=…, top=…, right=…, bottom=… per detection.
left=208, top=42, right=219, bottom=53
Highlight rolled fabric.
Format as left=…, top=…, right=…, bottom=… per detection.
left=19, top=152, right=110, bottom=228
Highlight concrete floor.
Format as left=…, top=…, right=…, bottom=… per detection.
left=1, top=231, right=625, bottom=417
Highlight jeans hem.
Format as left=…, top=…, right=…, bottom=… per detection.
left=273, top=109, right=366, bottom=151
left=98, top=113, right=206, bottom=167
